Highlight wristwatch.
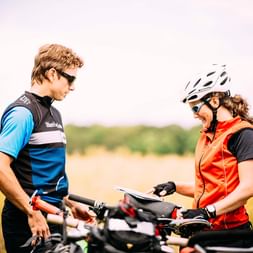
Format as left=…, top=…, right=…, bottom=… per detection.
left=205, top=204, right=216, bottom=218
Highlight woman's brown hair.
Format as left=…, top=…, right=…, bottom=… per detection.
left=213, top=92, right=253, bottom=124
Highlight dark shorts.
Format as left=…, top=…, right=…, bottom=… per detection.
left=188, top=222, right=253, bottom=248
left=1, top=199, right=63, bottom=253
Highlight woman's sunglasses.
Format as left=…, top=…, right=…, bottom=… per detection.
left=191, top=98, right=211, bottom=113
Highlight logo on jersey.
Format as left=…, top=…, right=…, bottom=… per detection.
left=45, top=122, right=63, bottom=129
left=19, top=95, right=31, bottom=105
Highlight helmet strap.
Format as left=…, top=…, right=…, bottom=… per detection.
left=203, top=99, right=222, bottom=134
left=208, top=109, right=218, bottom=133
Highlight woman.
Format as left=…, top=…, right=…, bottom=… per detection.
left=152, top=64, right=253, bottom=247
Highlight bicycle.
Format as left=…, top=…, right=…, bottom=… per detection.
left=67, top=186, right=253, bottom=253
left=66, top=186, right=211, bottom=253
left=26, top=186, right=211, bottom=253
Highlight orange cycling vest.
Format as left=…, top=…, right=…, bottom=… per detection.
left=193, top=116, right=253, bottom=230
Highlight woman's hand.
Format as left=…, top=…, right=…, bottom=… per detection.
left=150, top=181, right=176, bottom=197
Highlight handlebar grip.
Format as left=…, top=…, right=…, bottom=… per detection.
left=166, top=236, right=188, bottom=247
left=47, top=214, right=80, bottom=227
left=31, top=196, right=62, bottom=215
left=47, top=214, right=90, bottom=239
left=68, top=193, right=96, bottom=207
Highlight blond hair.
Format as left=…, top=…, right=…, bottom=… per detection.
left=31, top=44, right=84, bottom=85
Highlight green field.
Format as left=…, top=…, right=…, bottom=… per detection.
left=0, top=151, right=253, bottom=252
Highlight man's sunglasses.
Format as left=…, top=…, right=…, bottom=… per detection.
left=191, top=98, right=210, bottom=113
left=57, top=70, right=76, bottom=85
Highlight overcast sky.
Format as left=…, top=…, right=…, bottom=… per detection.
left=1, top=0, right=253, bottom=127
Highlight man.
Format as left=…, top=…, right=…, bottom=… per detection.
left=0, top=44, right=93, bottom=253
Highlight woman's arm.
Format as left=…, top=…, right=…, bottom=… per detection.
left=213, top=160, right=253, bottom=216
left=175, top=181, right=195, bottom=198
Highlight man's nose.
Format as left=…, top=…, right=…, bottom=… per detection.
left=69, top=83, right=75, bottom=91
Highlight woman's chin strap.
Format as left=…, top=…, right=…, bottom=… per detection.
left=205, top=99, right=222, bottom=134
left=208, top=109, right=218, bottom=133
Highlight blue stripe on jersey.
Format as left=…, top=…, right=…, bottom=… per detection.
left=0, top=107, right=34, bottom=158
left=30, top=147, right=68, bottom=198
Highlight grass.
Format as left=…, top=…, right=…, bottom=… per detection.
left=0, top=150, right=253, bottom=252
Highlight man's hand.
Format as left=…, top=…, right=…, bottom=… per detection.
left=152, top=181, right=176, bottom=196
left=28, top=210, right=50, bottom=241
left=64, top=197, right=96, bottom=224
left=70, top=203, right=96, bottom=224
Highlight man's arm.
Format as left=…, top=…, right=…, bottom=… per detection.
left=0, top=151, right=50, bottom=238
left=0, top=152, right=32, bottom=213
left=0, top=106, right=51, bottom=238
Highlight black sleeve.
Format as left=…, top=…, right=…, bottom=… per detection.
left=228, top=128, right=253, bottom=163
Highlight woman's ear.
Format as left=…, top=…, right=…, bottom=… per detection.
left=210, top=96, right=220, bottom=109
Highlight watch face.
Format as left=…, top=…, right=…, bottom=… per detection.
left=207, top=205, right=215, bottom=212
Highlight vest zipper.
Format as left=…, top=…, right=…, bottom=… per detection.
left=196, top=138, right=213, bottom=208
left=196, top=152, right=205, bottom=208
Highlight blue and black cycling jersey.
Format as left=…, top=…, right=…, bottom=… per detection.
left=0, top=91, right=68, bottom=204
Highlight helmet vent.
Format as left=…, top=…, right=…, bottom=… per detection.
left=207, top=71, right=215, bottom=77
left=185, top=81, right=190, bottom=90
left=203, top=81, right=212, bottom=87
left=193, top=78, right=201, bottom=87
left=188, top=95, right=198, bottom=101
left=220, top=77, right=228, bottom=86
left=220, top=71, right=227, bottom=77
left=188, top=89, right=196, bottom=95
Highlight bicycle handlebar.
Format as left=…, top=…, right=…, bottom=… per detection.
left=31, top=196, right=63, bottom=215
left=47, top=213, right=81, bottom=228
left=68, top=193, right=96, bottom=207
left=166, top=236, right=188, bottom=247
left=47, top=214, right=91, bottom=240
left=69, top=193, right=109, bottom=220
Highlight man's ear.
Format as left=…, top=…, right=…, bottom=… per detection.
left=46, top=68, right=57, bottom=82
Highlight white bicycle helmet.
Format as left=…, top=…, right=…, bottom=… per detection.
left=181, top=64, right=231, bottom=103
